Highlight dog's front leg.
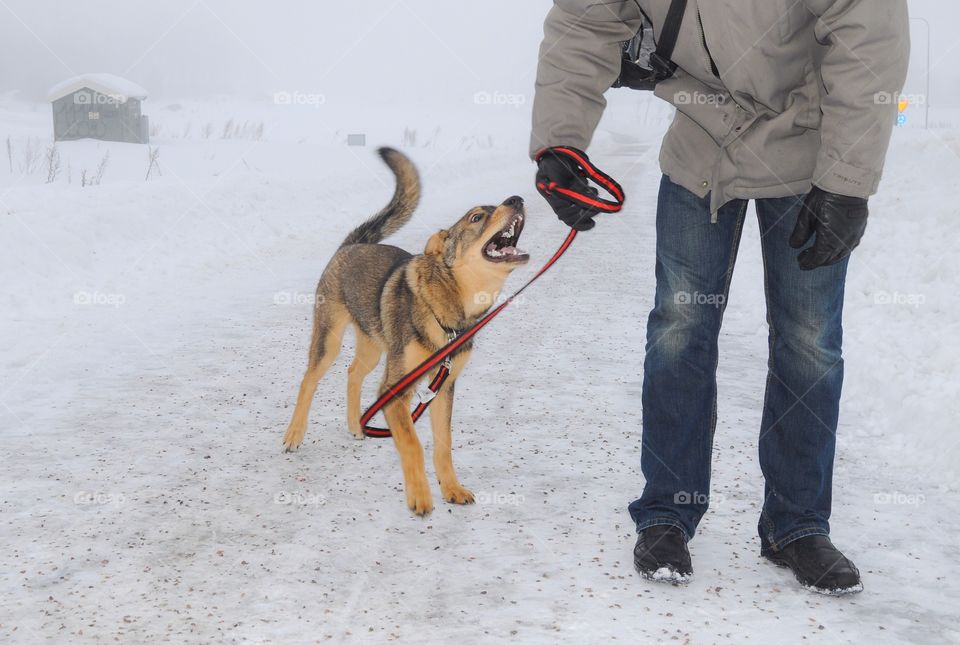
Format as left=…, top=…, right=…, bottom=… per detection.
left=383, top=396, right=434, bottom=516
left=429, top=382, right=474, bottom=505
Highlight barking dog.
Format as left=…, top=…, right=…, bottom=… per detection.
left=282, top=147, right=529, bottom=515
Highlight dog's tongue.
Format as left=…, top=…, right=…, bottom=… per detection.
left=485, top=243, right=525, bottom=258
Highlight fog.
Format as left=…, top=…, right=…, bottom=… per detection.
left=0, top=1, right=954, bottom=105
left=0, top=1, right=552, bottom=104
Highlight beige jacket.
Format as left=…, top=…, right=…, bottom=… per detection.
left=530, top=0, right=910, bottom=214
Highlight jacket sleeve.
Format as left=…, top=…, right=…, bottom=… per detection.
left=529, top=0, right=642, bottom=158
left=803, top=0, right=910, bottom=197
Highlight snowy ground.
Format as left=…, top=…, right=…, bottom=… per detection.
left=2, top=95, right=959, bottom=643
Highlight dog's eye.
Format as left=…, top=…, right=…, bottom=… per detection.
left=470, top=213, right=483, bottom=223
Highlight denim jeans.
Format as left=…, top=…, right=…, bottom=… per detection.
left=628, top=175, right=848, bottom=553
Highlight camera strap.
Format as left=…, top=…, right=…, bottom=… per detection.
left=615, top=0, right=688, bottom=90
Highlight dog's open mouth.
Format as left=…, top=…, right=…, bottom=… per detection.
left=483, top=212, right=529, bottom=263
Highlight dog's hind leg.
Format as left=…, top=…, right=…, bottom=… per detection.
left=283, top=307, right=348, bottom=452
left=346, top=329, right=382, bottom=439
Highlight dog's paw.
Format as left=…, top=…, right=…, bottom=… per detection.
left=347, top=426, right=365, bottom=440
left=441, top=483, right=475, bottom=505
left=406, top=481, right=434, bottom=516
left=282, top=425, right=305, bottom=452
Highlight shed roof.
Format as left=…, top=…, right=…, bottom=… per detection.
left=47, top=73, right=148, bottom=103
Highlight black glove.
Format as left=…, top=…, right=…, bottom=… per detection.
left=789, top=186, right=869, bottom=271
left=535, top=149, right=602, bottom=231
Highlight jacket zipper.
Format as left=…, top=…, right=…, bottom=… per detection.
left=696, top=10, right=720, bottom=78
left=698, top=7, right=720, bottom=223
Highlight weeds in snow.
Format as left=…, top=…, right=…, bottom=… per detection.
left=19, top=137, right=42, bottom=174
left=221, top=119, right=264, bottom=140
left=145, top=147, right=161, bottom=181
left=401, top=126, right=441, bottom=148
left=44, top=145, right=61, bottom=183
left=80, top=151, right=110, bottom=187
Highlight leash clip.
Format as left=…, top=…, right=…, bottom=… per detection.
left=442, top=330, right=457, bottom=370
left=415, top=386, right=438, bottom=406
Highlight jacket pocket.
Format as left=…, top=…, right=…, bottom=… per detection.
left=655, top=72, right=737, bottom=145
left=793, top=61, right=822, bottom=130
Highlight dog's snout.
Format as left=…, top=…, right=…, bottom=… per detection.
left=502, top=195, right=523, bottom=208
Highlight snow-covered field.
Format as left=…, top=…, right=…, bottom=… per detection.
left=2, top=94, right=959, bottom=643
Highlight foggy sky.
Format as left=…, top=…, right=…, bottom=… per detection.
left=0, top=0, right=954, bottom=105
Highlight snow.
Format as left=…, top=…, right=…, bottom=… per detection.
left=46, top=74, right=148, bottom=103
left=648, top=567, right=691, bottom=585
left=1, top=92, right=959, bottom=643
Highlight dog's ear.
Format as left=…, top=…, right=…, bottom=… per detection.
left=424, top=230, right=448, bottom=256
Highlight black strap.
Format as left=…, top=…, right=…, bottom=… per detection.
left=650, top=0, right=687, bottom=77
left=615, top=0, right=688, bottom=89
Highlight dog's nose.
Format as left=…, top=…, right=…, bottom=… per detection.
left=502, top=195, right=524, bottom=208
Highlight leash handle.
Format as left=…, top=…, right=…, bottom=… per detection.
left=535, top=146, right=625, bottom=213
left=361, top=228, right=579, bottom=437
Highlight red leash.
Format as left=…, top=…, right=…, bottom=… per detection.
left=360, top=148, right=624, bottom=438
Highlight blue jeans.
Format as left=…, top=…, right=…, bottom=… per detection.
left=628, top=175, right=848, bottom=553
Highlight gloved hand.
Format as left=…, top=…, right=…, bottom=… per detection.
left=789, top=186, right=869, bottom=270
left=535, top=148, right=603, bottom=231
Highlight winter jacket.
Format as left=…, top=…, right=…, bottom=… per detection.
left=530, top=0, right=911, bottom=215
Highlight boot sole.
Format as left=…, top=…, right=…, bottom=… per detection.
left=765, top=554, right=863, bottom=596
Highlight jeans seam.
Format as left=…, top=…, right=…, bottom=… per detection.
left=757, top=203, right=779, bottom=544
left=707, top=200, right=749, bottom=475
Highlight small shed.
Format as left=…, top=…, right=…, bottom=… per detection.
left=47, top=73, right=149, bottom=144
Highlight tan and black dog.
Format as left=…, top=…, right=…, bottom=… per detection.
left=282, top=147, right=528, bottom=515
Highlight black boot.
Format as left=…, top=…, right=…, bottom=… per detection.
left=633, top=525, right=692, bottom=584
left=764, top=535, right=862, bottom=595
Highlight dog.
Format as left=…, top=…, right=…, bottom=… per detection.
left=282, top=147, right=529, bottom=515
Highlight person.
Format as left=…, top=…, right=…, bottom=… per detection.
left=530, top=0, right=909, bottom=595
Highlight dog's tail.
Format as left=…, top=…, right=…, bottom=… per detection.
left=341, top=147, right=421, bottom=247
